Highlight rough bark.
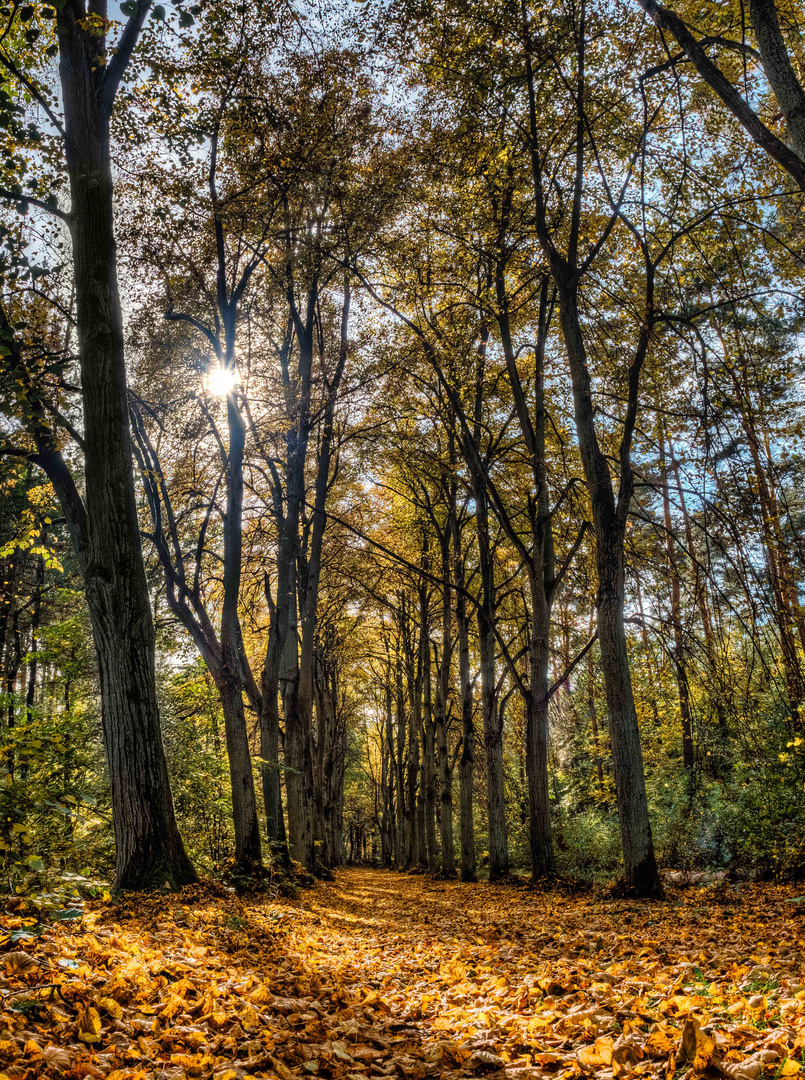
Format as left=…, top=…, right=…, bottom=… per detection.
left=296, top=283, right=349, bottom=868
left=383, top=666, right=397, bottom=867
left=394, top=644, right=406, bottom=867
left=748, top=0, right=805, bottom=159
left=495, top=271, right=556, bottom=880
left=555, top=283, right=661, bottom=897
left=56, top=4, right=196, bottom=891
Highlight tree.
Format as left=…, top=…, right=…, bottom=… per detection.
left=0, top=1, right=197, bottom=889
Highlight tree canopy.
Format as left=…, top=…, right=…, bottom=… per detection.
left=1, top=0, right=805, bottom=901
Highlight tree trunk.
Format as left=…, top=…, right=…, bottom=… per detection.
left=259, top=651, right=287, bottom=856
left=556, top=281, right=662, bottom=897
left=58, top=6, right=195, bottom=891
left=455, top=551, right=476, bottom=882
left=219, top=312, right=262, bottom=871
left=394, top=646, right=406, bottom=867
left=597, top=530, right=662, bottom=894
left=403, top=598, right=420, bottom=867
left=475, top=487, right=508, bottom=880
left=527, top=568, right=555, bottom=878
left=420, top=581, right=438, bottom=872
left=276, top=428, right=313, bottom=869
left=496, top=269, right=555, bottom=880
left=25, top=553, right=44, bottom=725
left=659, top=432, right=694, bottom=770
left=295, top=285, right=349, bottom=870
left=449, top=438, right=476, bottom=881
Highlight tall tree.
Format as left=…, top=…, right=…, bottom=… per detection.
left=0, top=2, right=197, bottom=890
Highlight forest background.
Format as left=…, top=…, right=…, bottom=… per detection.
left=0, top=0, right=804, bottom=899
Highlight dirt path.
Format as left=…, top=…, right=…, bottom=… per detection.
left=3, top=868, right=805, bottom=1080
left=280, top=868, right=805, bottom=1079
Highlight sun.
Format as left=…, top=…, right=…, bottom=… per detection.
left=206, top=364, right=239, bottom=398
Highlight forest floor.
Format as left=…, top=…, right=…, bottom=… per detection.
left=2, top=868, right=805, bottom=1080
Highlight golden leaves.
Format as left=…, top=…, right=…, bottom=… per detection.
left=75, top=1004, right=102, bottom=1043
left=644, top=1027, right=675, bottom=1056
left=97, top=995, right=124, bottom=1020
left=680, top=1016, right=717, bottom=1070
left=577, top=1034, right=614, bottom=1067
left=236, top=1000, right=261, bottom=1032
left=1, top=869, right=805, bottom=1080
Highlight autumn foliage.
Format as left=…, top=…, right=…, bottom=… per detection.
left=3, top=870, right=805, bottom=1080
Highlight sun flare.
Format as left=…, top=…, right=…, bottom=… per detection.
left=206, top=364, right=239, bottom=398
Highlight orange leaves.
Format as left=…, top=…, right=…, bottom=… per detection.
left=577, top=1034, right=615, bottom=1067
left=658, top=992, right=709, bottom=1016
left=96, top=996, right=124, bottom=1021
left=168, top=1051, right=217, bottom=1076
left=2, top=871, right=805, bottom=1080
left=781, top=1059, right=803, bottom=1076
left=680, top=1016, right=717, bottom=1070
left=235, top=1000, right=261, bottom=1032
left=644, top=1026, right=675, bottom=1056
left=75, top=1004, right=102, bottom=1043
left=206, top=1008, right=229, bottom=1029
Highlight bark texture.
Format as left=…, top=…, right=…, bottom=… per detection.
left=56, top=4, right=196, bottom=891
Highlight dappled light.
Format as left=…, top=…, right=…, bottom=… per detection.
left=3, top=870, right=805, bottom=1079
left=4, top=0, right=805, bottom=1075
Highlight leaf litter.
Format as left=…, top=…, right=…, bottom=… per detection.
left=1, top=869, right=805, bottom=1080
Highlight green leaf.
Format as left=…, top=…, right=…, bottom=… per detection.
left=179, top=10, right=194, bottom=25
left=120, top=0, right=137, bottom=14
left=10, top=925, right=42, bottom=942
left=18, top=6, right=34, bottom=21
left=54, top=908, right=84, bottom=921
left=9, top=998, right=36, bottom=1014
left=153, top=3, right=165, bottom=17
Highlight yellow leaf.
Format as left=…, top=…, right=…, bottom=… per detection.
left=645, top=1030, right=675, bottom=1056
left=238, top=1001, right=261, bottom=1032
left=578, top=1037, right=614, bottom=1068
left=77, top=1005, right=102, bottom=1044
left=208, top=1009, right=229, bottom=1029
left=98, top=996, right=124, bottom=1020
left=249, top=982, right=272, bottom=1005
